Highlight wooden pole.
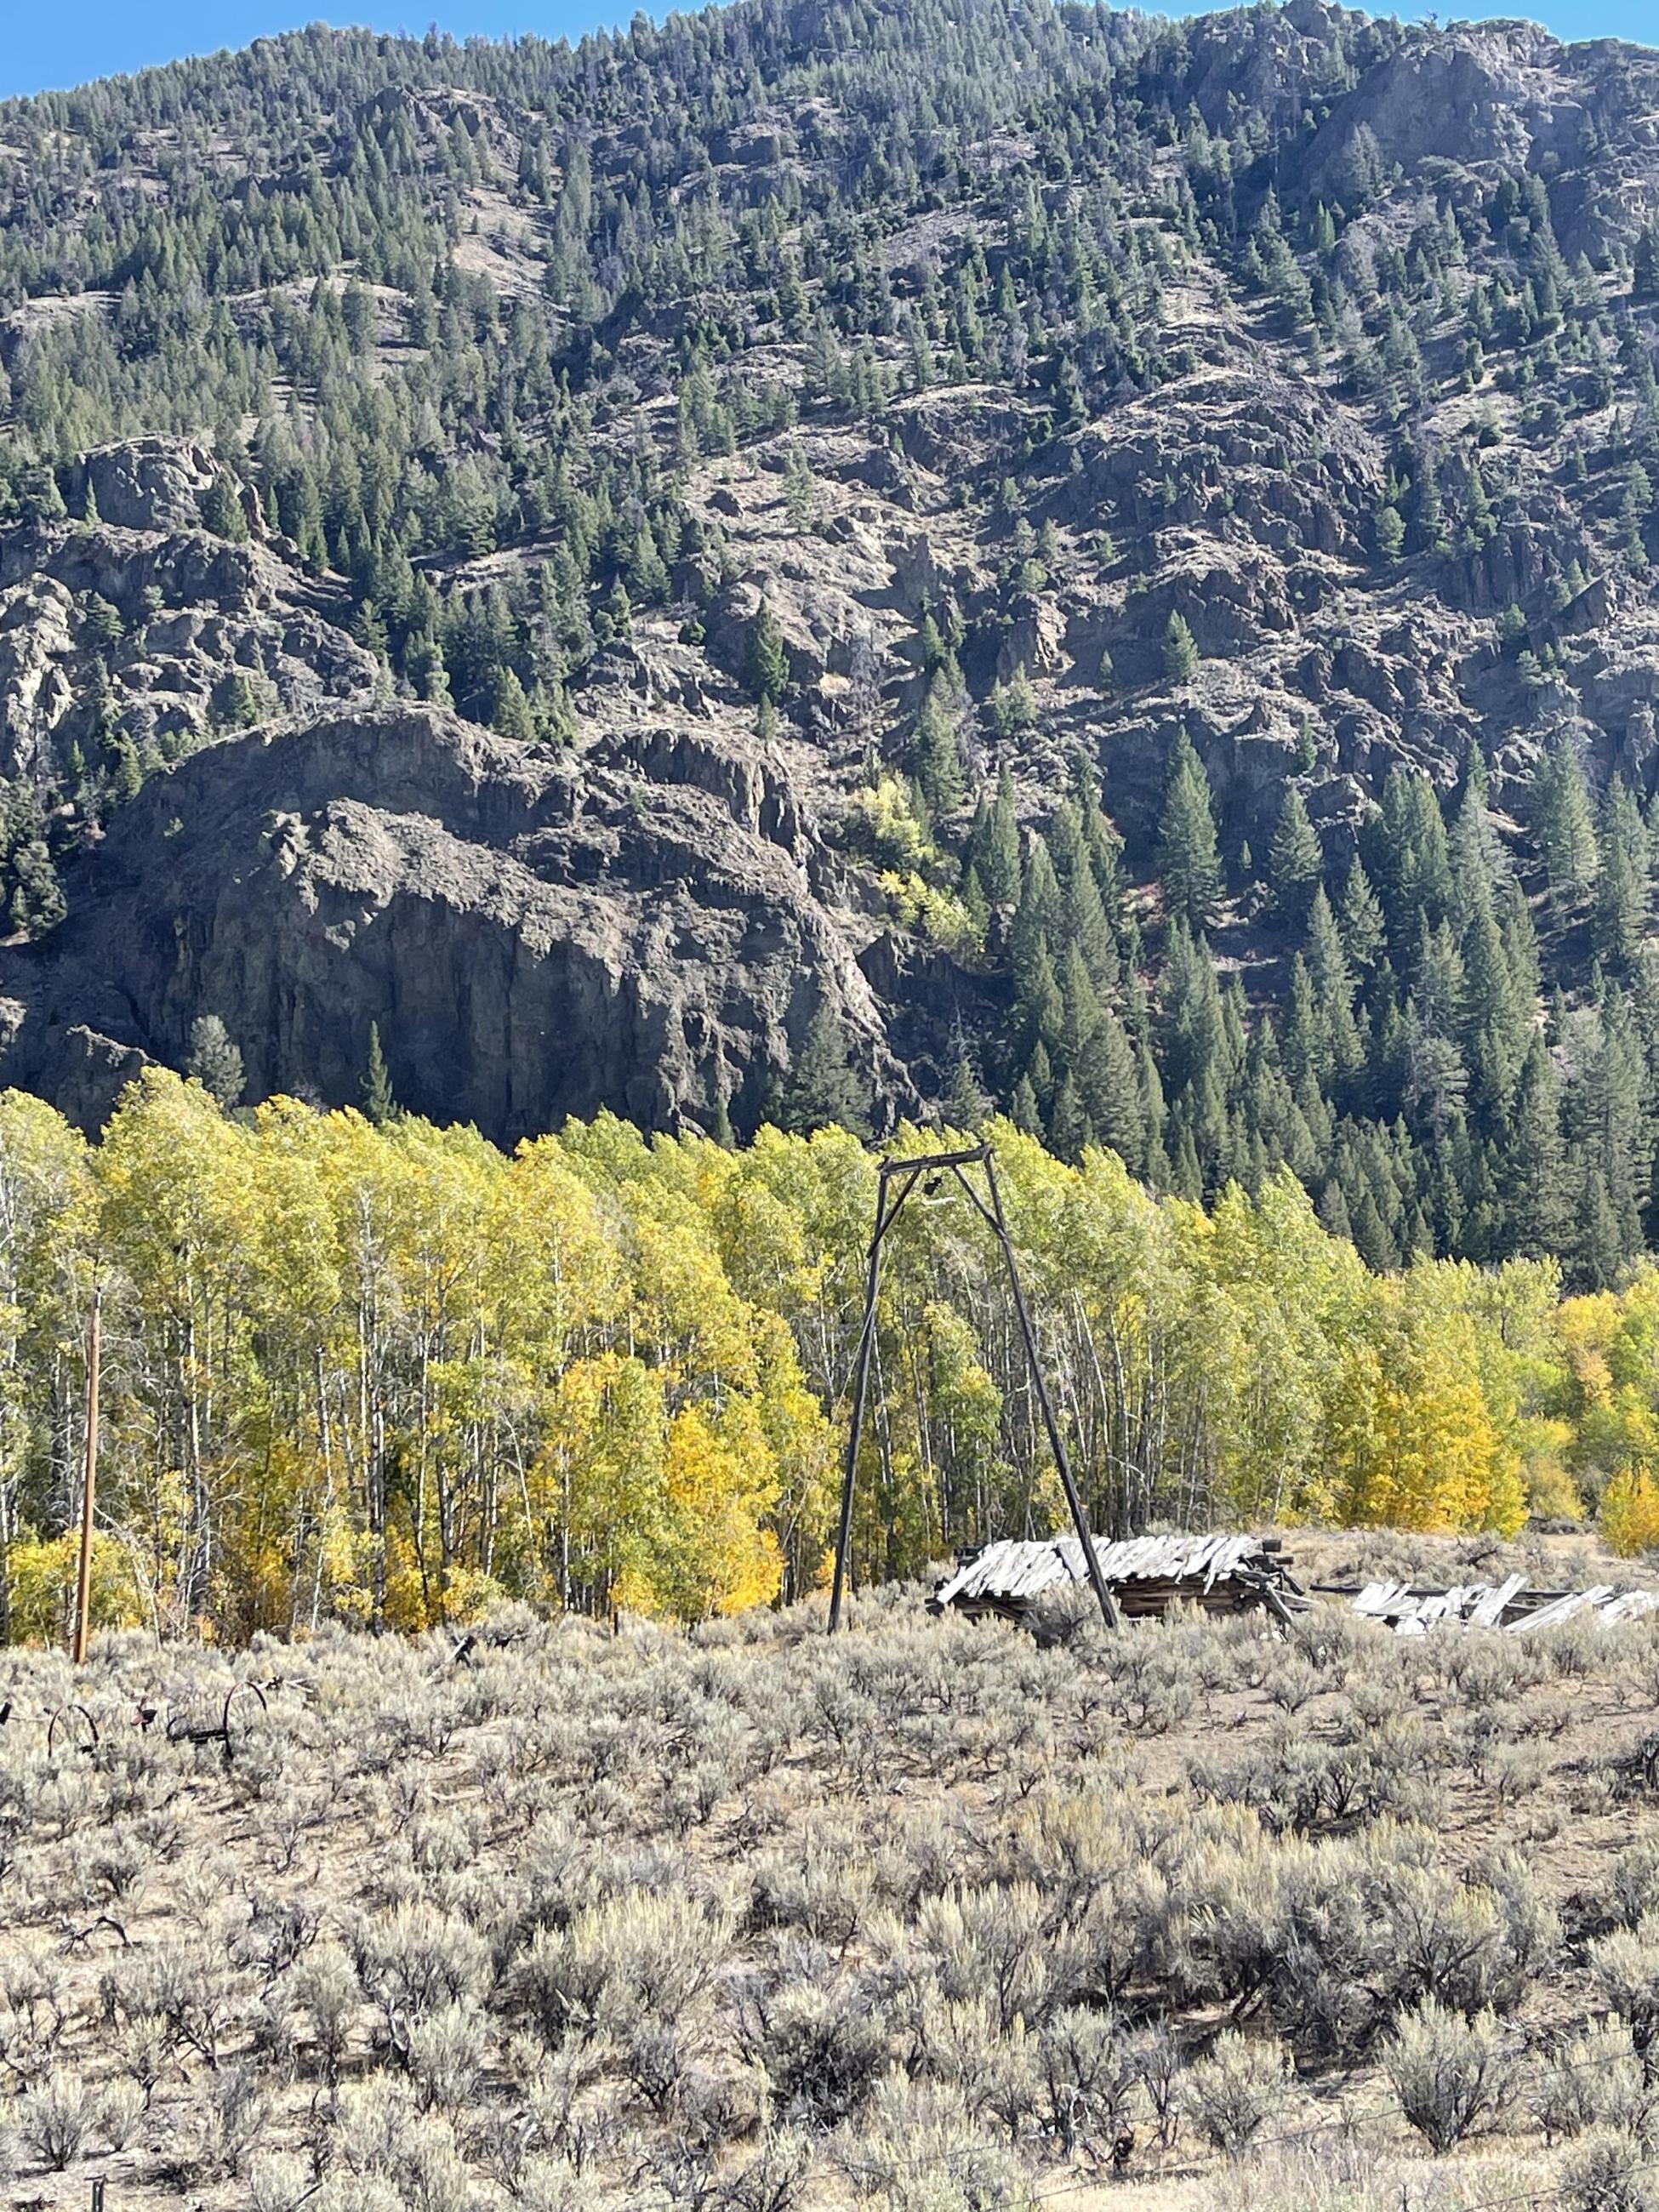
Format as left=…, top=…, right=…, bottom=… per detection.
left=71, top=1290, right=100, bottom=1668
left=982, top=1154, right=1120, bottom=1633
left=828, top=1163, right=924, bottom=1631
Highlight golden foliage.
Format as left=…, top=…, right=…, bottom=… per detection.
left=0, top=1079, right=1635, bottom=1640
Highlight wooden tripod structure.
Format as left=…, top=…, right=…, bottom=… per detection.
left=827, top=1142, right=1120, bottom=1633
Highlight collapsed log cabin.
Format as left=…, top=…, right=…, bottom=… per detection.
left=932, top=1533, right=1312, bottom=1631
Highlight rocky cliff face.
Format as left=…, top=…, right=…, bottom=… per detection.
left=0, top=702, right=907, bottom=1138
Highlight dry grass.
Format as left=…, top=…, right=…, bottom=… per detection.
left=0, top=1531, right=1655, bottom=2206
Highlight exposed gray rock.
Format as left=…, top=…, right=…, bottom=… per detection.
left=75, top=438, right=218, bottom=534
left=0, top=706, right=912, bottom=1143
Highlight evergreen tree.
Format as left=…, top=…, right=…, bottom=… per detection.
left=1371, top=767, right=1453, bottom=938
left=1595, top=773, right=1651, bottom=972
left=1010, top=845, right=1064, bottom=993
left=1009, top=1072, right=1043, bottom=1137
left=493, top=668, right=536, bottom=741
left=1047, top=1072, right=1088, bottom=1162
left=362, top=1023, right=396, bottom=1126
left=1157, top=731, right=1222, bottom=932
left=200, top=470, right=248, bottom=542
left=1458, top=883, right=1527, bottom=1125
left=1339, top=858, right=1388, bottom=972
left=778, top=999, right=869, bottom=1136
left=1268, top=785, right=1322, bottom=917
left=941, top=1018, right=990, bottom=1128
left=1163, top=611, right=1200, bottom=685
left=914, top=672, right=964, bottom=815
left=1507, top=1032, right=1567, bottom=1259
left=186, top=1014, right=245, bottom=1109
left=1532, top=731, right=1599, bottom=910
left=748, top=598, right=790, bottom=705
left=973, top=769, right=1021, bottom=908
left=1060, top=851, right=1120, bottom=999
left=1076, top=1004, right=1144, bottom=1171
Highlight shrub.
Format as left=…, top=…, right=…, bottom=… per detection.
left=1533, top=2021, right=1648, bottom=2143
left=249, top=2153, right=316, bottom=2212
left=910, top=1883, right=1072, bottom=2031
left=1384, top=1998, right=1515, bottom=2150
left=193, top=2060, right=272, bottom=2177
left=1591, top=1921, right=1659, bottom=2058
left=282, top=1939, right=360, bottom=2081
left=840, top=2074, right=1036, bottom=2211
left=351, top=1901, right=489, bottom=2050
left=1611, top=1836, right=1659, bottom=1930
left=1559, top=2128, right=1659, bottom=2212
left=522, top=1890, right=731, bottom=2043
left=408, top=1998, right=490, bottom=2117
left=1177, top=2029, right=1292, bottom=2155
left=20, top=2068, right=97, bottom=2169
left=1036, top=2004, right=1137, bottom=2152
left=741, top=1975, right=890, bottom=2126
left=99, top=2078, right=146, bottom=2150
left=516, top=2155, right=611, bottom=2211
left=714, top=2129, right=813, bottom=2212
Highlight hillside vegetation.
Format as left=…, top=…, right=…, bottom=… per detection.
left=2, top=1078, right=1658, bottom=1646
left=0, top=1554, right=1654, bottom=2209
left=1, top=3, right=1659, bottom=1277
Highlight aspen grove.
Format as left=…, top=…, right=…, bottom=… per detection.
left=0, top=1073, right=1650, bottom=1642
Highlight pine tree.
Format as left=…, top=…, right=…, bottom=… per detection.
left=1339, top=858, right=1388, bottom=972
left=748, top=598, right=790, bottom=705
left=200, top=470, right=248, bottom=542
left=989, top=665, right=1038, bottom=735
left=1594, top=773, right=1651, bottom=972
left=1076, top=1004, right=1144, bottom=1172
left=1532, top=731, right=1599, bottom=911
left=1507, top=1032, right=1567, bottom=1258
left=1371, top=767, right=1453, bottom=935
left=186, top=1014, right=245, bottom=1109
left=1157, top=731, right=1222, bottom=932
left=1047, top=1073, right=1088, bottom=1163
left=1055, top=938, right=1103, bottom=1069
left=1458, top=884, right=1527, bottom=1126
left=1009, top=1072, right=1043, bottom=1137
left=941, top=1018, right=989, bottom=1129
left=1010, top=845, right=1063, bottom=992
left=1307, top=887, right=1361, bottom=1079
left=1449, top=746, right=1505, bottom=914
left=914, top=672, right=963, bottom=815
left=1060, top=852, right=1120, bottom=999
left=1268, top=785, right=1323, bottom=917
left=778, top=999, right=869, bottom=1135
left=1163, top=611, right=1200, bottom=685
left=975, top=770, right=1021, bottom=907
left=362, top=1023, right=396, bottom=1126
left=493, top=668, right=536, bottom=742
left=1571, top=991, right=1650, bottom=1264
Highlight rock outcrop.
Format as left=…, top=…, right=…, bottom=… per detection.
left=0, top=706, right=909, bottom=1140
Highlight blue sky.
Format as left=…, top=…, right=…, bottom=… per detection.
left=1, top=0, right=1653, bottom=103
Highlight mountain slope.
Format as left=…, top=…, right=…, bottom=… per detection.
left=3, top=0, right=1659, bottom=1275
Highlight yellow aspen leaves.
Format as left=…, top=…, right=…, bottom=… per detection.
left=0, top=1085, right=1641, bottom=1641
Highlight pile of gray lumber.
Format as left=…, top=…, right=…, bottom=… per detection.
left=1352, top=1574, right=1659, bottom=1636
